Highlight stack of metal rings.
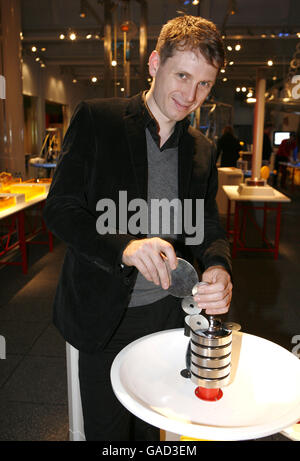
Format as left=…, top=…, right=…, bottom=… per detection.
left=189, top=316, right=232, bottom=389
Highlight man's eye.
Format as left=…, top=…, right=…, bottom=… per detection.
left=178, top=73, right=186, bottom=79
left=199, top=81, right=209, bottom=88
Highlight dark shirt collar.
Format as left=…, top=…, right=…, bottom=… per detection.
left=138, top=91, right=190, bottom=151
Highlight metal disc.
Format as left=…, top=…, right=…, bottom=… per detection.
left=165, top=257, right=199, bottom=298
left=192, top=281, right=209, bottom=296
left=189, top=314, right=210, bottom=333
left=223, top=322, right=242, bottom=331
left=181, top=296, right=202, bottom=315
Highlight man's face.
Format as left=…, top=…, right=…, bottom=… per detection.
left=148, top=48, right=218, bottom=124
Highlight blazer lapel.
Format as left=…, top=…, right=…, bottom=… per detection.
left=178, top=129, right=195, bottom=200
left=123, top=98, right=148, bottom=202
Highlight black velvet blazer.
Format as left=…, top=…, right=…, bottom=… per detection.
left=43, top=93, right=231, bottom=353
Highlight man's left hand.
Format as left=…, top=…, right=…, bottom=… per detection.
left=193, top=265, right=232, bottom=315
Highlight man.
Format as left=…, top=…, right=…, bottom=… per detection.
left=262, top=123, right=273, bottom=163
left=43, top=15, right=232, bottom=441
left=273, top=132, right=297, bottom=187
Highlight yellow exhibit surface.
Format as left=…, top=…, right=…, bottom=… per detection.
left=0, top=195, right=16, bottom=210
left=24, top=178, right=52, bottom=184
left=2, top=185, right=45, bottom=201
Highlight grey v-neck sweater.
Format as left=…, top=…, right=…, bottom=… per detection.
left=128, top=128, right=180, bottom=307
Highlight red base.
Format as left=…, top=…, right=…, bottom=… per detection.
left=195, top=386, right=223, bottom=402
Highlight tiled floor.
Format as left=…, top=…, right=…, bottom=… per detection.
left=0, top=185, right=299, bottom=441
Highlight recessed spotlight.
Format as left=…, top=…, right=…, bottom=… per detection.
left=91, top=76, right=97, bottom=83
left=227, top=45, right=233, bottom=51
left=247, top=91, right=253, bottom=98
left=111, top=60, right=117, bottom=67
left=86, top=33, right=92, bottom=39
left=72, top=79, right=77, bottom=83
left=120, top=87, right=125, bottom=92
left=31, top=46, right=37, bottom=52
left=59, top=34, right=65, bottom=40
left=35, top=57, right=40, bottom=62
left=236, top=87, right=241, bottom=92
left=220, top=68, right=226, bottom=73
left=222, top=77, right=228, bottom=82
left=40, top=63, right=46, bottom=68
left=41, top=47, right=46, bottom=52
left=69, top=32, right=77, bottom=41
left=229, top=61, right=234, bottom=66
left=235, top=44, right=241, bottom=51
left=272, top=76, right=277, bottom=81
left=267, top=60, right=273, bottom=66
left=241, top=87, right=247, bottom=92
left=247, top=97, right=256, bottom=103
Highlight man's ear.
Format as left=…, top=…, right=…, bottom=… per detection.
left=148, top=50, right=160, bottom=77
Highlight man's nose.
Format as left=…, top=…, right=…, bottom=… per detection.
left=184, top=83, right=198, bottom=103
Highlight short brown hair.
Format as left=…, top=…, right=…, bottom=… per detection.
left=156, top=15, right=225, bottom=69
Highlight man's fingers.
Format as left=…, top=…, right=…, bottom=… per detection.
left=133, top=257, right=155, bottom=283
left=195, top=291, right=231, bottom=309
left=194, top=287, right=231, bottom=303
left=122, top=238, right=176, bottom=288
left=160, top=245, right=177, bottom=270
left=151, top=252, right=171, bottom=289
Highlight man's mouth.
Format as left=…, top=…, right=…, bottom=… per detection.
left=172, top=98, right=190, bottom=112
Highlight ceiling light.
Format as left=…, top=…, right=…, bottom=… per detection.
left=192, top=0, right=199, bottom=4
left=40, top=63, right=46, bottom=68
left=247, top=98, right=256, bottom=103
left=235, top=44, right=241, bottom=51
left=91, top=76, right=97, bottom=83
left=297, top=32, right=300, bottom=38
left=272, top=76, right=277, bottom=81
left=69, top=32, right=77, bottom=41
left=120, top=87, right=125, bottom=92
left=267, top=60, right=273, bottom=66
left=31, top=46, right=37, bottom=52
left=72, top=79, right=77, bottom=83
left=86, top=33, right=92, bottom=39
left=35, top=57, right=40, bottom=62
left=222, top=77, right=228, bottom=82
left=236, top=87, right=241, bottom=92
left=111, top=60, right=117, bottom=67
left=241, top=87, right=247, bottom=92
left=59, top=34, right=65, bottom=40
left=80, top=0, right=87, bottom=18
left=247, top=91, right=253, bottom=98
left=227, top=45, right=233, bottom=51
left=229, top=61, right=234, bottom=66
left=41, top=47, right=46, bottom=52
left=220, top=68, right=226, bottom=73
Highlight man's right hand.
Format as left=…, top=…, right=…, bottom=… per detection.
left=122, top=237, right=177, bottom=289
